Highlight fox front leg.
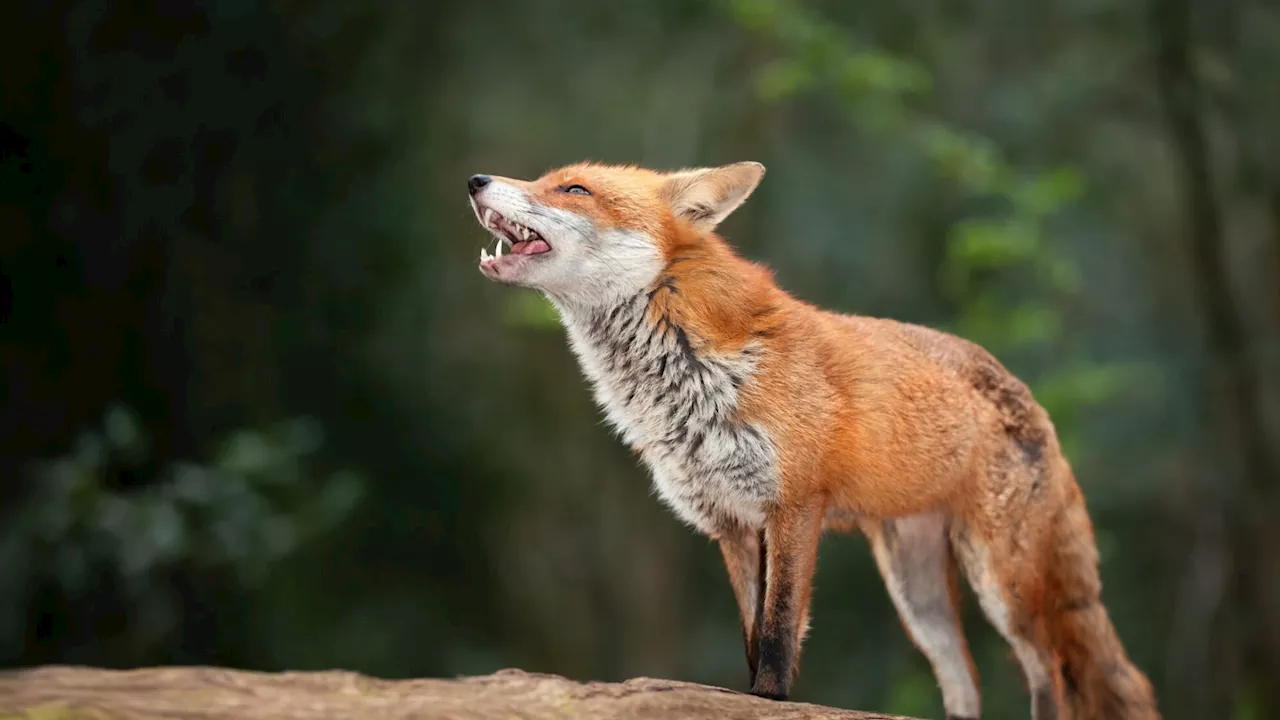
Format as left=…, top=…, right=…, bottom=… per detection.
left=750, top=501, right=824, bottom=701
left=717, top=527, right=765, bottom=686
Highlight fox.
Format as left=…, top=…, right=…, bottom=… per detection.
left=465, top=161, right=1159, bottom=720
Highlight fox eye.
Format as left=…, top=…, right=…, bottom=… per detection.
left=560, top=184, right=591, bottom=196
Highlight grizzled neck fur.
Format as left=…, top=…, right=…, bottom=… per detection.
left=549, top=280, right=780, bottom=534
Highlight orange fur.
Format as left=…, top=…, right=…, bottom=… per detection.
left=470, top=161, right=1159, bottom=719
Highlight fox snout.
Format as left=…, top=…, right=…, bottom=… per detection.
left=469, top=174, right=553, bottom=285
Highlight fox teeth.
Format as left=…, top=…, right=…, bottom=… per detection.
left=483, top=208, right=495, bottom=228
left=480, top=247, right=492, bottom=262
left=495, top=237, right=504, bottom=258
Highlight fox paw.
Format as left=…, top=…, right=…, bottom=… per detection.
left=749, top=687, right=789, bottom=702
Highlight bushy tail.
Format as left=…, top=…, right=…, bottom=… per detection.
left=1046, top=479, right=1160, bottom=720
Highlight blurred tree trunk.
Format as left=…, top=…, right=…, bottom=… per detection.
left=1151, top=0, right=1280, bottom=714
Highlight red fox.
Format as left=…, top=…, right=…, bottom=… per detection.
left=466, top=162, right=1158, bottom=720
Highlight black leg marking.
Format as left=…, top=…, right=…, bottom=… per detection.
left=752, top=632, right=791, bottom=701
left=751, top=554, right=796, bottom=701
left=749, top=504, right=823, bottom=703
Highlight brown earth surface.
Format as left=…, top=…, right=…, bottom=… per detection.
left=0, top=666, right=921, bottom=719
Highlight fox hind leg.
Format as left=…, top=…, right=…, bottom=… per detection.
left=952, top=520, right=1061, bottom=720
left=867, top=513, right=981, bottom=720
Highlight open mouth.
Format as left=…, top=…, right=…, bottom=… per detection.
left=477, top=206, right=551, bottom=263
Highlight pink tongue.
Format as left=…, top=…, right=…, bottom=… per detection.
left=513, top=238, right=550, bottom=255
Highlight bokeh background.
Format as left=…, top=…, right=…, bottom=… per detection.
left=3, top=1, right=1279, bottom=718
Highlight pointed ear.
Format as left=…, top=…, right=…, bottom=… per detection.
left=658, top=161, right=766, bottom=232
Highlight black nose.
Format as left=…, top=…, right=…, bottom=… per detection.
left=468, top=174, right=491, bottom=195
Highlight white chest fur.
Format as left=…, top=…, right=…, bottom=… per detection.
left=555, top=294, right=780, bottom=535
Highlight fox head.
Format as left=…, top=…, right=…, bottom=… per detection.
left=467, top=161, right=765, bottom=307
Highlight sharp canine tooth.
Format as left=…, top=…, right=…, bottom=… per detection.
left=495, top=239, right=503, bottom=258
left=483, top=208, right=494, bottom=227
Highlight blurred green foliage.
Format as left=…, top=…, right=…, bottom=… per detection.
left=0, top=405, right=361, bottom=663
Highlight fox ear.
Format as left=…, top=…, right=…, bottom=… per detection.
left=659, top=161, right=765, bottom=232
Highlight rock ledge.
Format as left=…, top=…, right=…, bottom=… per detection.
left=0, top=665, right=919, bottom=719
